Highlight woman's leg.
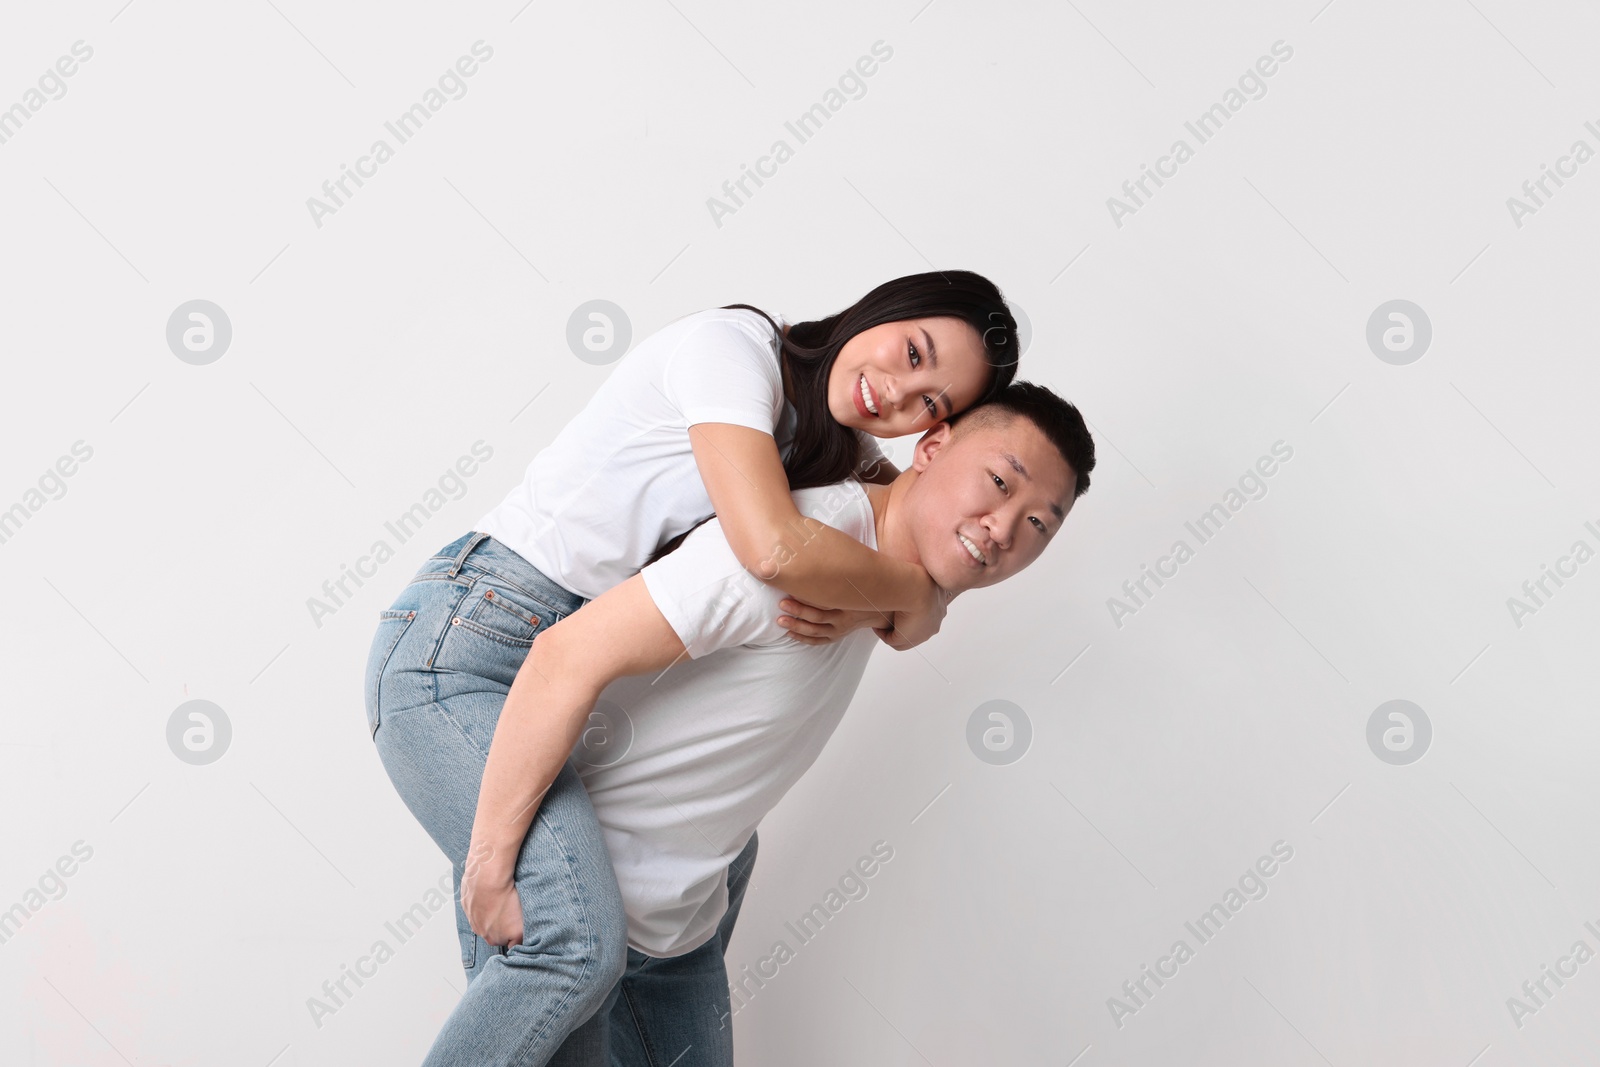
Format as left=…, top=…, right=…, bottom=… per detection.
left=543, top=960, right=625, bottom=1067
left=366, top=532, right=628, bottom=1066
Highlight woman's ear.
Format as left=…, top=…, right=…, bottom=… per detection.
left=910, top=421, right=953, bottom=472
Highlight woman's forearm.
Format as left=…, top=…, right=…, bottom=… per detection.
left=686, top=422, right=935, bottom=614
left=753, top=520, right=933, bottom=613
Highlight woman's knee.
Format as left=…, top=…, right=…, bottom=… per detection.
left=506, top=841, right=628, bottom=1000
left=578, top=846, right=628, bottom=992
left=526, top=875, right=626, bottom=980
left=494, top=902, right=626, bottom=1023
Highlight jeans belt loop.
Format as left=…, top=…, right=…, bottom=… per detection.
left=448, top=531, right=491, bottom=579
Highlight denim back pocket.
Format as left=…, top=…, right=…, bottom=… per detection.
left=364, top=608, right=418, bottom=738
left=430, top=579, right=554, bottom=688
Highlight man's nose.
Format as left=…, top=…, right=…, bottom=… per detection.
left=984, top=516, right=1012, bottom=552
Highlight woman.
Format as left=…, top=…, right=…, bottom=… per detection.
left=365, top=270, right=1020, bottom=1064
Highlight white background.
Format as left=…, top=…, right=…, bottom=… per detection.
left=2, top=0, right=1598, bottom=1064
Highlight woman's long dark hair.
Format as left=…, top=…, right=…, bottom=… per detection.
left=647, top=271, right=1021, bottom=565
left=730, top=269, right=1021, bottom=492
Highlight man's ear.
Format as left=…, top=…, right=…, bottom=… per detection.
left=910, top=421, right=953, bottom=473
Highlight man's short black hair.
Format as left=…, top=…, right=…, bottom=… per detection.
left=948, top=380, right=1096, bottom=499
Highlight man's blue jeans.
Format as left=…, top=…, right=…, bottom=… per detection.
left=551, top=833, right=757, bottom=1066
left=367, top=531, right=747, bottom=1066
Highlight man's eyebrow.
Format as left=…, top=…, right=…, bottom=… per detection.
left=1004, top=450, right=1066, bottom=524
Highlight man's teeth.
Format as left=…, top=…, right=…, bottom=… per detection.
left=958, top=533, right=986, bottom=564
left=859, top=375, right=878, bottom=415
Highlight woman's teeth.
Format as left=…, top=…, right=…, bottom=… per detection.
left=958, top=533, right=986, bottom=564
left=859, top=374, right=879, bottom=416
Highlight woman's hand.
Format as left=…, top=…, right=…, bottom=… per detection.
left=877, top=576, right=952, bottom=650
left=777, top=598, right=892, bottom=645
left=461, top=841, right=524, bottom=948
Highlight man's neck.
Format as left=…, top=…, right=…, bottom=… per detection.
left=861, top=477, right=919, bottom=568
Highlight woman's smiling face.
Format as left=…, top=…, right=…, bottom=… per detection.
left=826, top=316, right=990, bottom=438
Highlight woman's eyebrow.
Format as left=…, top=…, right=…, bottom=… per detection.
left=919, top=328, right=954, bottom=417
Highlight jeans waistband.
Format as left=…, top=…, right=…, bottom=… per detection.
left=422, top=531, right=588, bottom=617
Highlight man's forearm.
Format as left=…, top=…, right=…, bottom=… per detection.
left=468, top=639, right=594, bottom=881
left=465, top=574, right=690, bottom=880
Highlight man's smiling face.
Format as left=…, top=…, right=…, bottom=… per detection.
left=898, top=414, right=1077, bottom=594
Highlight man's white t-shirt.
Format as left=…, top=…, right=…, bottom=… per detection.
left=574, top=480, right=880, bottom=957
left=476, top=307, right=888, bottom=600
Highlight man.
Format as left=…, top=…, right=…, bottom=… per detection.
left=467, top=381, right=1094, bottom=1065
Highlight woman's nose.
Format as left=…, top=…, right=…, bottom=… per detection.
left=880, top=377, right=901, bottom=409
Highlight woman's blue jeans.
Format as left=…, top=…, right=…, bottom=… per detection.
left=366, top=531, right=748, bottom=1066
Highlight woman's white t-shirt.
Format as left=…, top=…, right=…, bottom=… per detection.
left=476, top=307, right=885, bottom=599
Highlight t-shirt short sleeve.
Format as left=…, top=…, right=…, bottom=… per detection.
left=661, top=314, right=784, bottom=435
left=640, top=517, right=784, bottom=659
left=639, top=481, right=874, bottom=660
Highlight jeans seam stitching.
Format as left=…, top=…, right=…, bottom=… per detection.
left=367, top=612, right=417, bottom=737
left=421, top=581, right=472, bottom=668
left=508, top=796, right=606, bottom=1061
left=618, top=981, right=663, bottom=1066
